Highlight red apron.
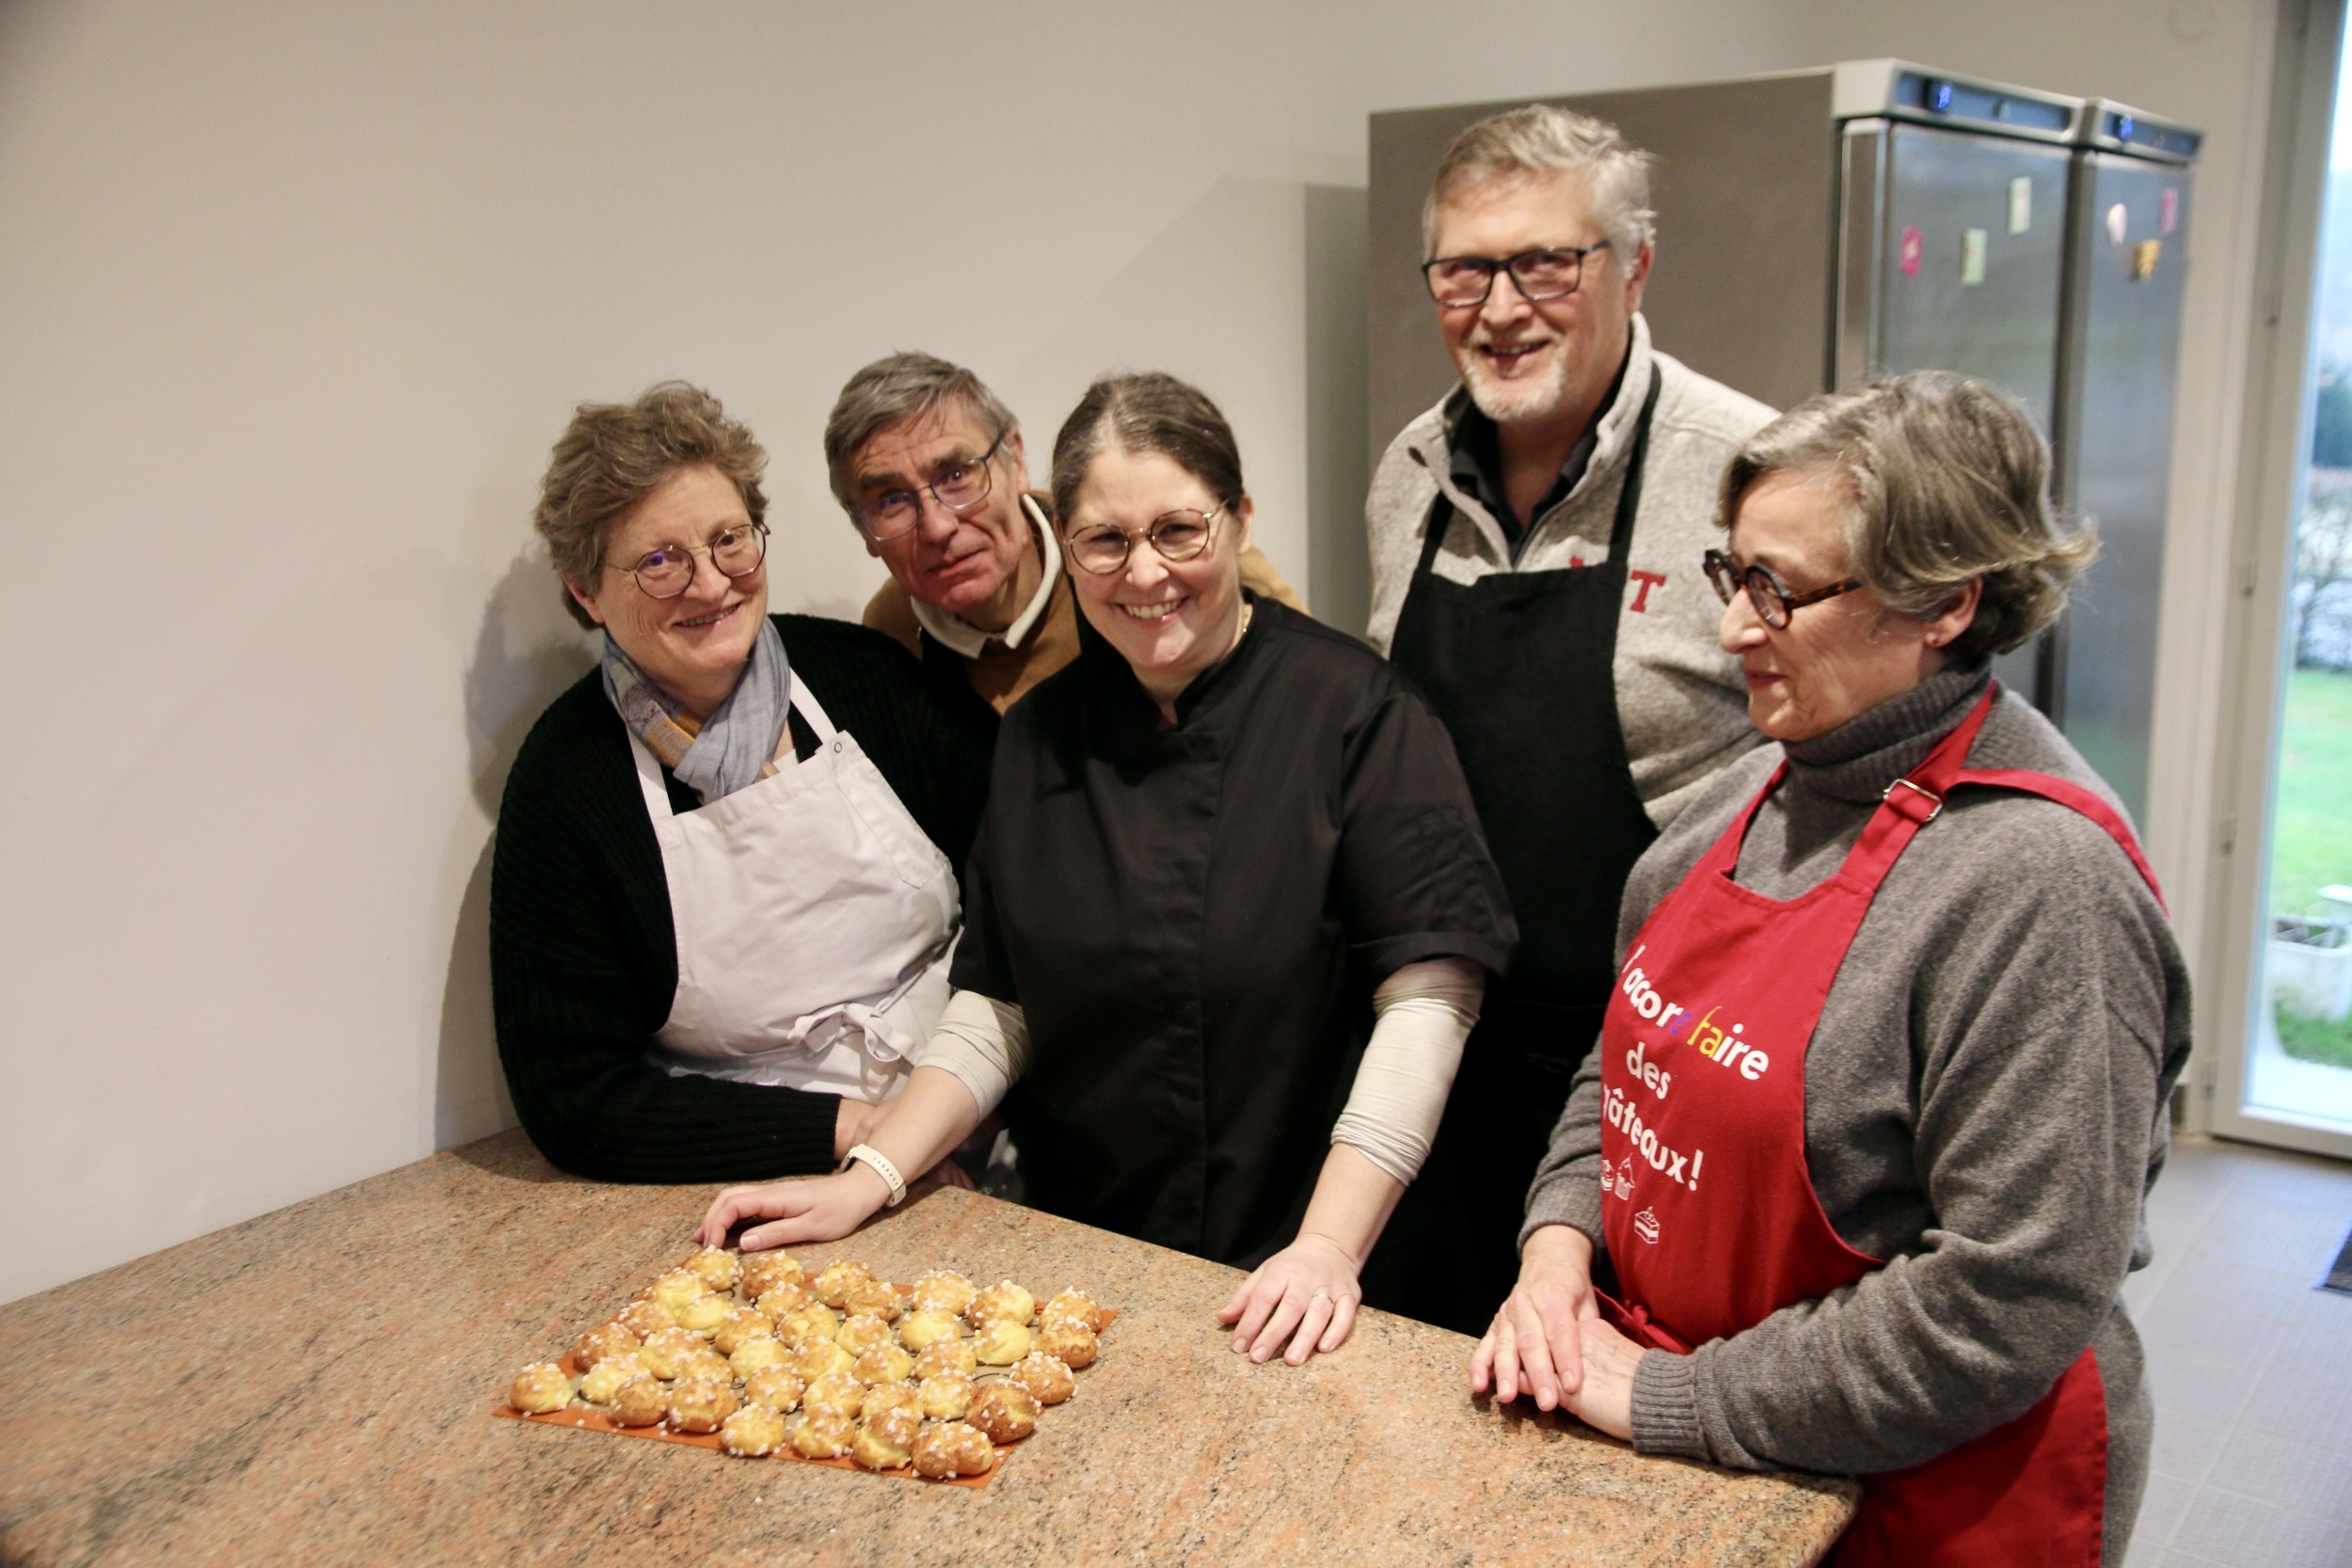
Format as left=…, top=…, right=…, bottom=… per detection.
left=1597, top=686, right=2161, bottom=1566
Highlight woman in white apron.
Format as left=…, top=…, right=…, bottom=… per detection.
left=491, top=382, right=993, bottom=1182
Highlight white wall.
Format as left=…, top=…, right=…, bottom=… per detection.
left=0, top=0, right=2281, bottom=1304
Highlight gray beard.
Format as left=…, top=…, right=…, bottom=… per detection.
left=1457, top=349, right=1572, bottom=426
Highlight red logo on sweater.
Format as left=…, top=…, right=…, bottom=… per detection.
left=1627, top=570, right=1665, bottom=613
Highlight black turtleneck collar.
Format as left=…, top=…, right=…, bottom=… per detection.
left=1780, top=662, right=1994, bottom=805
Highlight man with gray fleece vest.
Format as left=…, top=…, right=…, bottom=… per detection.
left=1365, top=104, right=1772, bottom=1327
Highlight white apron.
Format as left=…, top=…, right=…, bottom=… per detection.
left=628, top=679, right=958, bottom=1102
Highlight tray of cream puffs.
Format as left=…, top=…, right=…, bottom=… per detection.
left=494, top=1248, right=1111, bottom=1485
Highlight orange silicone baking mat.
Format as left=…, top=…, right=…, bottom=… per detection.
left=490, top=1269, right=1114, bottom=1489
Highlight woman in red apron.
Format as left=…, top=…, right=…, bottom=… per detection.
left=1470, top=372, right=2192, bottom=1567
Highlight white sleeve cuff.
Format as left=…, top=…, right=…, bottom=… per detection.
left=914, top=989, right=1030, bottom=1117
left=1329, top=956, right=1485, bottom=1185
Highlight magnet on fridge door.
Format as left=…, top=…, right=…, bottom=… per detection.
left=1899, top=225, right=1923, bottom=277
left=1961, top=229, right=1987, bottom=286
left=2008, top=177, right=2032, bottom=235
left=2131, top=239, right=2161, bottom=280
left=2161, top=187, right=2179, bottom=235
left=2106, top=202, right=2129, bottom=245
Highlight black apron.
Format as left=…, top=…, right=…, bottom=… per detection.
left=1378, top=366, right=1662, bottom=1332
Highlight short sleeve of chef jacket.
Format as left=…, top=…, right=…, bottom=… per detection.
left=948, top=599, right=1517, bottom=1008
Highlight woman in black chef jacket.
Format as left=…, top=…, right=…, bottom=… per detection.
left=701, top=372, right=1516, bottom=1364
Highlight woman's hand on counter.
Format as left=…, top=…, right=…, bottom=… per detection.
left=697, top=1166, right=889, bottom=1251
left=1218, top=1230, right=1363, bottom=1366
left=1559, top=1316, right=1643, bottom=1442
left=1470, top=1223, right=1601, bottom=1411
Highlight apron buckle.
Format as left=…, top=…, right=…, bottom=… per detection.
left=1883, top=776, right=1944, bottom=823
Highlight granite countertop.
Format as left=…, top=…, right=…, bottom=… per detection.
left=0, top=1131, right=1855, bottom=1565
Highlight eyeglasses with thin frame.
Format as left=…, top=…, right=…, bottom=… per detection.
left=1065, top=505, right=1227, bottom=576
left=849, top=429, right=1009, bottom=543
left=605, top=521, right=769, bottom=600
left=1703, top=548, right=1864, bottom=628
left=1422, top=241, right=1612, bottom=309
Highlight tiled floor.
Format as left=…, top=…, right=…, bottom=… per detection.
left=2122, top=1134, right=2352, bottom=1567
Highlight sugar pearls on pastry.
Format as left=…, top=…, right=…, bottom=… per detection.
left=812, top=1260, right=875, bottom=1310
left=666, top=1374, right=739, bottom=1434
left=618, top=1298, right=675, bottom=1338
left=790, top=1338, right=855, bottom=1381
left=650, top=1270, right=710, bottom=1317
left=801, top=1370, right=866, bottom=1418
left=966, top=1280, right=1035, bottom=1327
left=862, top=1380, right=920, bottom=1425
left=972, top=1318, right=1032, bottom=1366
left=755, top=1282, right=813, bottom=1321
left=787, top=1407, right=855, bottom=1460
left=834, top=1313, right=895, bottom=1357
left=915, top=1370, right=976, bottom=1421
left=911, top=1420, right=996, bottom=1480
left=674, top=1291, right=731, bottom=1337
left=913, top=1338, right=979, bottom=1380
left=679, top=1348, right=733, bottom=1383
left=683, top=1246, right=740, bottom=1294
left=579, top=1353, right=646, bottom=1405
left=711, top=1307, right=775, bottom=1356
left=572, top=1321, right=641, bottom=1370
left=842, top=1278, right=902, bottom=1323
left=738, top=1250, right=804, bottom=1303
left=967, top=1381, right=1040, bottom=1444
left=1008, top=1352, right=1074, bottom=1405
left=862, top=1399, right=922, bottom=1452
left=609, top=1373, right=668, bottom=1428
left=1037, top=1320, right=1099, bottom=1370
left=728, top=1336, right=789, bottom=1380
left=911, top=1270, right=977, bottom=1316
left=638, top=1326, right=706, bottom=1380
left=1041, top=1289, right=1106, bottom=1333
left=897, top=1307, right=962, bottom=1354
left=849, top=1420, right=912, bottom=1471
left=742, top=1366, right=805, bottom=1414
left=853, top=1343, right=915, bottom=1386
left=508, top=1362, right=573, bottom=1414
left=721, top=1403, right=787, bottom=1457
left=776, top=1304, right=838, bottom=1345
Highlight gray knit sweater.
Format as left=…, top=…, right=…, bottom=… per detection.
left=1521, top=667, right=2192, bottom=1567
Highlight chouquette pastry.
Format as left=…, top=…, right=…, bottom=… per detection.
left=573, top=1320, right=641, bottom=1370
left=742, top=1366, right=804, bottom=1414
left=897, top=1307, right=961, bottom=1353
left=788, top=1407, right=855, bottom=1460
left=967, top=1381, right=1040, bottom=1444
left=912, top=1420, right=996, bottom=1480
left=967, top=1280, right=1035, bottom=1327
left=853, top=1343, right=915, bottom=1386
left=509, top=1363, right=573, bottom=1415
left=721, top=1403, right=787, bottom=1457
left=862, top=1380, right=920, bottom=1423
left=755, top=1282, right=813, bottom=1320
left=802, top=1370, right=866, bottom=1418
left=913, top=1338, right=978, bottom=1380
left=1041, top=1289, right=1105, bottom=1333
left=683, top=1246, right=739, bottom=1294
left=617, top=1298, right=675, bottom=1338
left=776, top=1303, right=838, bottom=1346
left=911, top=1270, right=977, bottom=1316
left=863, top=1398, right=922, bottom=1450
left=609, top=1373, right=668, bottom=1428
left=711, top=1307, right=774, bottom=1356
left=638, top=1326, right=706, bottom=1380
left=738, top=1250, right=804, bottom=1302
left=674, top=1291, right=731, bottom=1336
left=579, top=1353, right=646, bottom=1405
left=676, top=1347, right=733, bottom=1383
left=842, top=1278, right=902, bottom=1322
left=835, top=1313, right=894, bottom=1356
left=972, top=1318, right=1032, bottom=1366
left=1038, top=1320, right=1099, bottom=1370
left=1008, top=1352, right=1074, bottom=1405
left=667, top=1374, right=739, bottom=1434
left=915, top=1370, right=976, bottom=1421
left=729, top=1336, right=788, bottom=1380
left=650, top=1269, right=709, bottom=1317
left=790, top=1338, right=855, bottom=1381
left=850, top=1420, right=912, bottom=1472
left=812, top=1260, right=874, bottom=1310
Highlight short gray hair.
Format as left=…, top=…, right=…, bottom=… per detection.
left=1422, top=104, right=1656, bottom=262
left=534, top=381, right=768, bottom=630
left=1050, top=372, right=1246, bottom=530
left=822, top=352, right=1019, bottom=508
left=1718, top=371, right=2097, bottom=659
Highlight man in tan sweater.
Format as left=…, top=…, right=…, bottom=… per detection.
left=830, top=352, right=1300, bottom=715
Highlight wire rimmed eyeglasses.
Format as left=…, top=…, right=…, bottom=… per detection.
left=1422, top=241, right=1612, bottom=309
left=1703, top=548, right=1864, bottom=628
left=1066, top=505, right=1227, bottom=575
left=605, top=521, right=769, bottom=600
left=850, top=429, right=1010, bottom=543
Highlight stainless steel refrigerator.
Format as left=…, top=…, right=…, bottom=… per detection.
left=1367, top=61, right=2201, bottom=824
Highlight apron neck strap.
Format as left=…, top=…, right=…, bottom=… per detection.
left=787, top=678, right=837, bottom=745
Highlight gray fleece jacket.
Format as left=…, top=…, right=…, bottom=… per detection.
left=1522, top=667, right=2192, bottom=1568
left=1363, top=313, right=1776, bottom=827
